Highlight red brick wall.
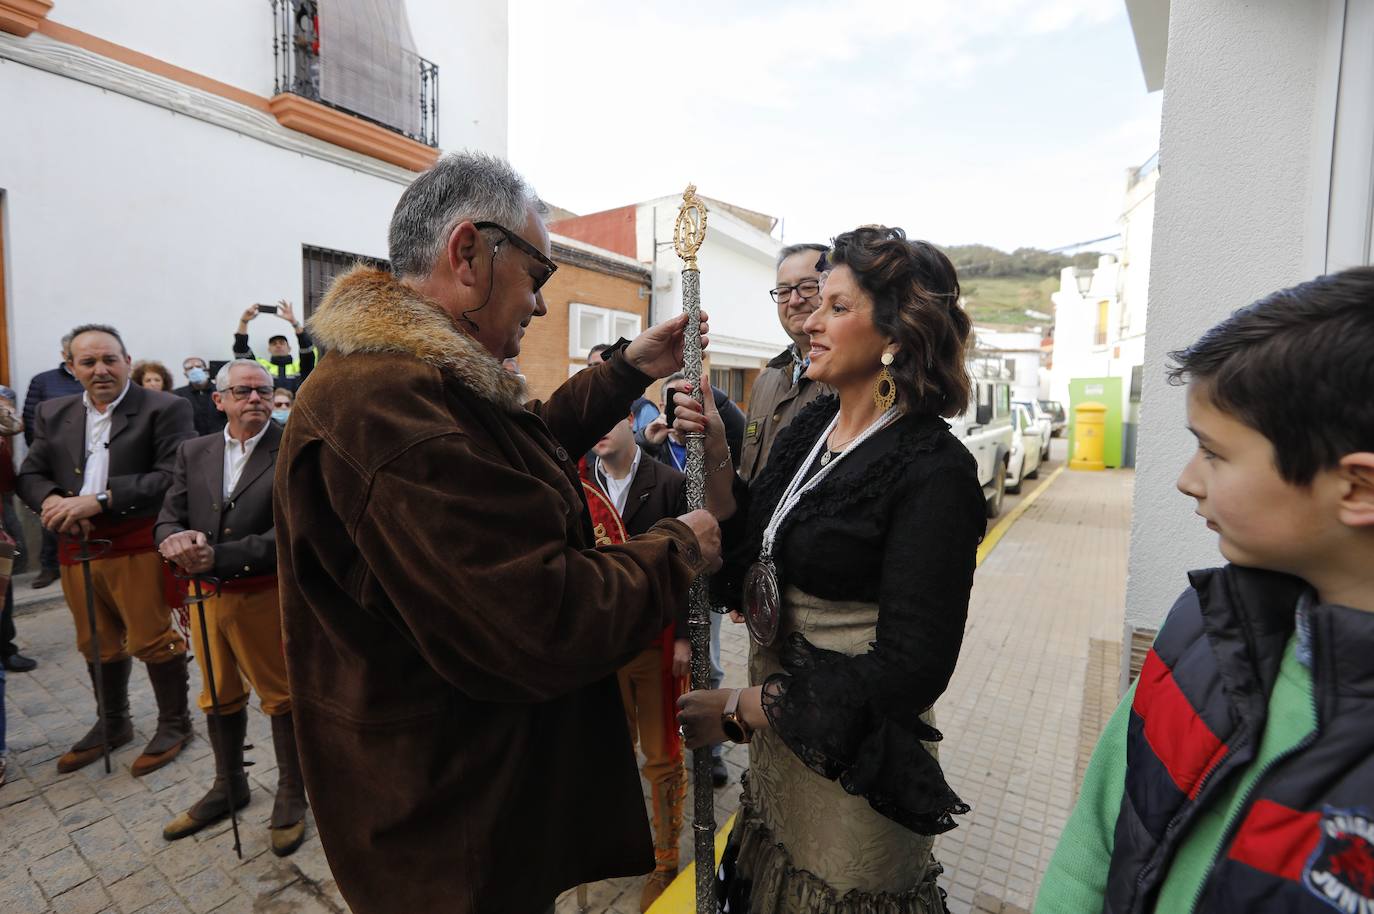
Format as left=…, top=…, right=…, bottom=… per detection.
left=517, top=260, right=651, bottom=403
left=549, top=206, right=638, bottom=259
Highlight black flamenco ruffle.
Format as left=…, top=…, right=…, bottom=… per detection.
left=760, top=632, right=970, bottom=837
left=717, top=779, right=951, bottom=914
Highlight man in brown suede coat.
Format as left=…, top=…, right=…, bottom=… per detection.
left=275, top=152, right=721, bottom=914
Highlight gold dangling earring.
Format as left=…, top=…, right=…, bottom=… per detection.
left=873, top=352, right=896, bottom=411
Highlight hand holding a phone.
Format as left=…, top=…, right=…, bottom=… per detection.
left=237, top=303, right=260, bottom=334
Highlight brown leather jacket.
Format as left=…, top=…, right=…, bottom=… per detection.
left=275, top=268, right=706, bottom=914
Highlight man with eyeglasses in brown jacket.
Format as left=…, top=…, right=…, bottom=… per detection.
left=737, top=243, right=835, bottom=483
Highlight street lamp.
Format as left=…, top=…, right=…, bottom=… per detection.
left=1075, top=270, right=1094, bottom=297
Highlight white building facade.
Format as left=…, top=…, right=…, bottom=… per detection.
left=971, top=327, right=1045, bottom=405
left=1121, top=0, right=1374, bottom=677
left=551, top=196, right=786, bottom=397
left=0, top=0, right=507, bottom=400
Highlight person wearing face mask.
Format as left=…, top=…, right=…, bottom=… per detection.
left=174, top=356, right=227, bottom=436
left=270, top=388, right=293, bottom=425
left=156, top=359, right=307, bottom=857
left=233, top=300, right=316, bottom=393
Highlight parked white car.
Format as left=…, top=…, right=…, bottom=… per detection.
left=1006, top=403, right=1045, bottom=494
left=949, top=377, right=1015, bottom=517
left=1015, top=399, right=1053, bottom=462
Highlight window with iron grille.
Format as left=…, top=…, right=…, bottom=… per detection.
left=710, top=368, right=746, bottom=404
left=302, top=245, right=389, bottom=320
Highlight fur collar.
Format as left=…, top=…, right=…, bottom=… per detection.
left=307, top=267, right=524, bottom=412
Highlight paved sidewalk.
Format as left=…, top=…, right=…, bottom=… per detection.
left=0, top=461, right=1131, bottom=914
left=0, top=591, right=751, bottom=914
left=935, top=467, right=1134, bottom=914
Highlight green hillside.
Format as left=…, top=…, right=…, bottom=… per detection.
left=942, top=244, right=1103, bottom=329
left=960, top=275, right=1059, bottom=328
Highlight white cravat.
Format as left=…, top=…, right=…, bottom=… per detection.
left=79, top=382, right=132, bottom=496
left=596, top=446, right=642, bottom=516
left=223, top=423, right=270, bottom=500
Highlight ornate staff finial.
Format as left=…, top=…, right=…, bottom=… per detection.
left=674, top=184, right=709, bottom=269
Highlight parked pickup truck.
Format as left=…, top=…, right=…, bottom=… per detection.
left=948, top=377, right=1015, bottom=517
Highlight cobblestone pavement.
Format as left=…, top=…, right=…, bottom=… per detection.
left=2, top=445, right=1131, bottom=914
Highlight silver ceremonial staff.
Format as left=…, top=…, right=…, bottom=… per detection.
left=674, top=184, right=718, bottom=914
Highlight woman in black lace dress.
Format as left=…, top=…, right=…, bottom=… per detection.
left=675, top=227, right=986, bottom=913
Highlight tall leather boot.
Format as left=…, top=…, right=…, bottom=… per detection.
left=268, top=711, right=309, bottom=856
left=640, top=763, right=686, bottom=911
left=57, top=658, right=135, bottom=773
left=132, top=654, right=193, bottom=776
left=163, top=709, right=250, bottom=840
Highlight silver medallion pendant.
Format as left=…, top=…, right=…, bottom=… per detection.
left=743, top=557, right=781, bottom=646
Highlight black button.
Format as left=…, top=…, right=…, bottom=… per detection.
left=555, top=447, right=569, bottom=462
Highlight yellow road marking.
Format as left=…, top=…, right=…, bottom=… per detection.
left=644, top=465, right=1066, bottom=913
left=977, top=464, right=1065, bottom=566
left=644, top=812, right=736, bottom=913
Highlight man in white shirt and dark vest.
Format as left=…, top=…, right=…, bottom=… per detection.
left=17, top=324, right=197, bottom=775
left=155, top=359, right=307, bottom=856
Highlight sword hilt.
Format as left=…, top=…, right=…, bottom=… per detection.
left=170, top=570, right=223, bottom=604
left=64, top=536, right=113, bottom=563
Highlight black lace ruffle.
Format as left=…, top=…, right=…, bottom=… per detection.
left=760, top=634, right=970, bottom=836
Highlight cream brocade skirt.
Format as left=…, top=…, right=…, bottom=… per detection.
left=730, top=586, right=946, bottom=914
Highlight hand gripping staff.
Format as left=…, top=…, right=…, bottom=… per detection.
left=174, top=571, right=244, bottom=860
left=674, top=184, right=718, bottom=914
left=68, top=535, right=114, bottom=773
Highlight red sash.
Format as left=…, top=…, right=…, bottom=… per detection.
left=168, top=572, right=277, bottom=609
left=57, top=516, right=156, bottom=566
left=581, top=458, right=686, bottom=757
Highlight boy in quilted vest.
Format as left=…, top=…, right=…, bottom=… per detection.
left=1037, top=268, right=1374, bottom=913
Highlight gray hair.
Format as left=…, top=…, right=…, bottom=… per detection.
left=776, top=242, right=829, bottom=269
left=215, top=359, right=272, bottom=391
left=388, top=151, right=547, bottom=277
left=60, top=331, right=75, bottom=356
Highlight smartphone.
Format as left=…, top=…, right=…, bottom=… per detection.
left=258, top=304, right=278, bottom=315
left=663, top=395, right=677, bottom=432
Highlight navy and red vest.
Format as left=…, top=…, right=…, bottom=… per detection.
left=1104, top=565, right=1374, bottom=914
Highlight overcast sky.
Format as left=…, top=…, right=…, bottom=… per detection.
left=508, top=0, right=1161, bottom=253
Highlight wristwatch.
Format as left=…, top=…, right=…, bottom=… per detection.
left=95, top=492, right=110, bottom=513
left=721, top=688, right=753, bottom=744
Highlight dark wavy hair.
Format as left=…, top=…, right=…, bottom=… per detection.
left=821, top=226, right=971, bottom=418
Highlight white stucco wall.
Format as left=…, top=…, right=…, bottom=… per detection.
left=48, top=0, right=508, bottom=159
left=0, top=63, right=400, bottom=392
left=1, top=1, right=508, bottom=410
left=1124, top=0, right=1341, bottom=633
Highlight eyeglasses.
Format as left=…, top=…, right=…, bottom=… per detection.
left=473, top=221, right=558, bottom=292
left=224, top=385, right=273, bottom=401
left=770, top=279, right=821, bottom=304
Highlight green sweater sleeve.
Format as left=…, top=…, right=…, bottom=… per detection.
left=1034, top=681, right=1136, bottom=914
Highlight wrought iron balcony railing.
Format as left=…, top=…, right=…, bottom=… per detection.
left=272, top=0, right=439, bottom=149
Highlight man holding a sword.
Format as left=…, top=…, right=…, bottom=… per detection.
left=17, top=324, right=196, bottom=776
left=155, top=358, right=307, bottom=857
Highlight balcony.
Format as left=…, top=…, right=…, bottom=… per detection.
left=269, top=0, right=439, bottom=172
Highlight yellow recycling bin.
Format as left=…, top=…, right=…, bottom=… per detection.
left=1071, top=402, right=1107, bottom=471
